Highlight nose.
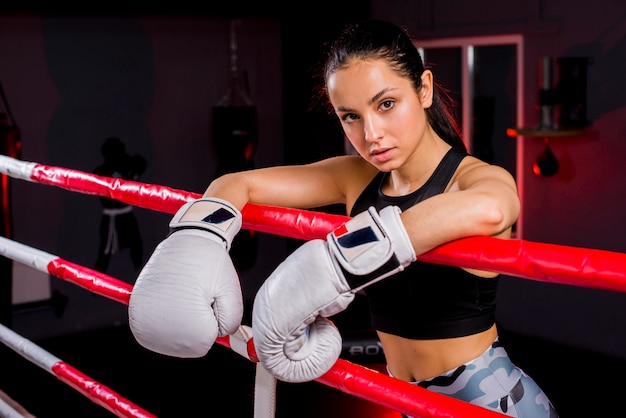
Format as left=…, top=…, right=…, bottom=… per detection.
left=363, top=115, right=383, bottom=143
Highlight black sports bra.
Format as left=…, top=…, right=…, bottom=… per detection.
left=349, top=147, right=498, bottom=339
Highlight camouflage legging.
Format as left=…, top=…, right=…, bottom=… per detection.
left=397, top=338, right=559, bottom=418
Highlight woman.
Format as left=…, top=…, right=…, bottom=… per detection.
left=129, top=19, right=558, bottom=418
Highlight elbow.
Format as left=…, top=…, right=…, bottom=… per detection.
left=476, top=194, right=519, bottom=235
left=203, top=172, right=250, bottom=210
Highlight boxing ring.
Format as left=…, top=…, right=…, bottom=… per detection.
left=1, top=154, right=625, bottom=418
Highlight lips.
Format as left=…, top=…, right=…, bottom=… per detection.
left=371, top=147, right=393, bottom=163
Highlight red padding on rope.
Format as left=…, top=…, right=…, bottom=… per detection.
left=31, top=164, right=197, bottom=214
left=317, top=358, right=507, bottom=418
left=47, top=259, right=133, bottom=305
left=52, top=362, right=156, bottom=418
left=421, top=237, right=626, bottom=293
left=241, top=204, right=347, bottom=240
left=242, top=204, right=626, bottom=294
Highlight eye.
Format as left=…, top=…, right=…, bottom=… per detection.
left=380, top=100, right=394, bottom=111
left=341, top=113, right=359, bottom=123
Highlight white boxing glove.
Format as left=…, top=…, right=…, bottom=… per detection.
left=252, top=205, right=416, bottom=382
left=129, top=197, right=243, bottom=358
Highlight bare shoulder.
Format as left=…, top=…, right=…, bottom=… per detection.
left=312, top=155, right=379, bottom=204
left=459, top=155, right=515, bottom=179
left=314, top=155, right=377, bottom=180
left=454, top=155, right=517, bottom=189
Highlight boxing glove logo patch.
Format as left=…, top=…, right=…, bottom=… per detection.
left=169, top=198, right=242, bottom=246
left=328, top=208, right=393, bottom=276
left=203, top=207, right=235, bottom=225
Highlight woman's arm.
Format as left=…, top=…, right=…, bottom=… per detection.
left=203, top=155, right=377, bottom=212
left=401, top=158, right=520, bottom=256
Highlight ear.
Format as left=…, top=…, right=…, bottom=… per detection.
left=419, top=70, right=434, bottom=108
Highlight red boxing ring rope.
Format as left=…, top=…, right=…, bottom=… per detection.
left=2, top=154, right=626, bottom=417
left=2, top=154, right=626, bottom=294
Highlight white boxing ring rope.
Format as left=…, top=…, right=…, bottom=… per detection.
left=0, top=394, right=22, bottom=418
left=0, top=393, right=30, bottom=418
left=2, top=154, right=626, bottom=417
left=0, top=315, right=155, bottom=418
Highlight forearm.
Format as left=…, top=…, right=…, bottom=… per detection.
left=402, top=189, right=519, bottom=256
left=203, top=161, right=351, bottom=211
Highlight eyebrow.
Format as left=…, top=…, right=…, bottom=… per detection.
left=369, top=87, right=395, bottom=105
left=335, top=87, right=397, bottom=112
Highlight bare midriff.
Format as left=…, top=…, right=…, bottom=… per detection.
left=379, top=324, right=499, bottom=382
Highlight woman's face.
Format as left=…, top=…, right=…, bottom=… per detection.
left=327, top=58, right=432, bottom=172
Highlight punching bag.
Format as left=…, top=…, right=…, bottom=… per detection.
left=0, top=82, right=21, bottom=327
left=212, top=20, right=259, bottom=271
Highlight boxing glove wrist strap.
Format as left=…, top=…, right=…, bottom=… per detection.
left=169, top=198, right=242, bottom=250
left=327, top=205, right=416, bottom=292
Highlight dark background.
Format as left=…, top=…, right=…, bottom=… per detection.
left=1, top=0, right=626, bottom=416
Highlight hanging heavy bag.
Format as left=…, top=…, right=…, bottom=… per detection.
left=212, top=19, right=259, bottom=271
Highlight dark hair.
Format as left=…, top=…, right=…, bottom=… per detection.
left=314, top=19, right=466, bottom=151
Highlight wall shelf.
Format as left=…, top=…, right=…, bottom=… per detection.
left=507, top=126, right=586, bottom=177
